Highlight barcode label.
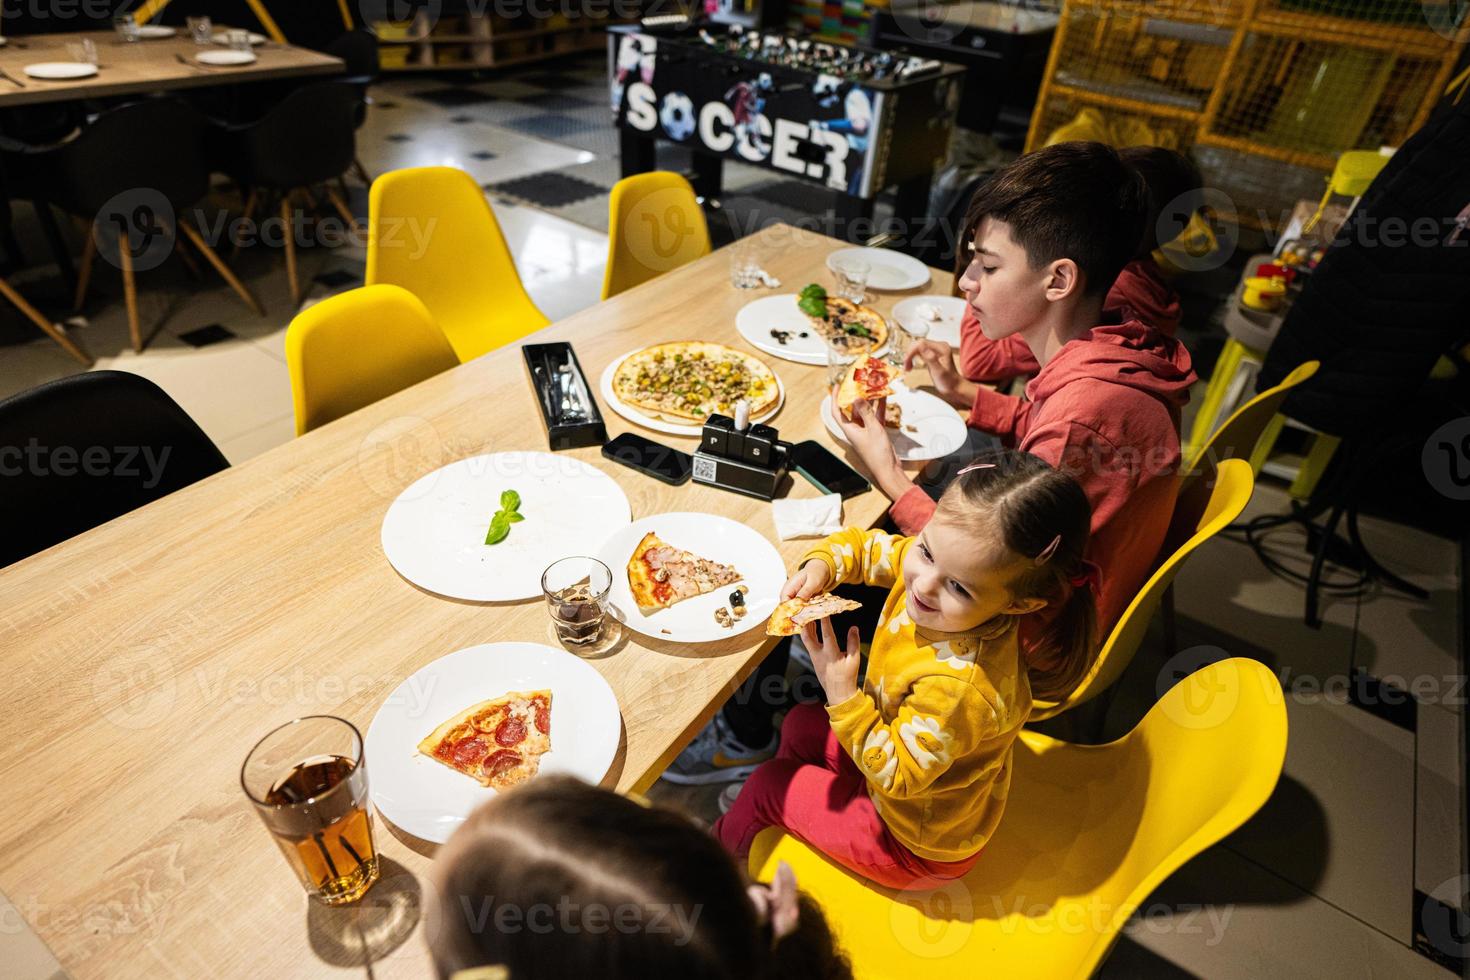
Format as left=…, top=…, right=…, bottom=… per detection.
left=693, top=455, right=717, bottom=482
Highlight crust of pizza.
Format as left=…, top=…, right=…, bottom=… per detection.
left=418, top=690, right=552, bottom=790
left=836, top=356, right=902, bottom=421
left=766, top=593, right=864, bottom=635
left=803, top=297, right=889, bottom=353
left=627, top=530, right=742, bottom=613
left=611, top=342, right=779, bottom=423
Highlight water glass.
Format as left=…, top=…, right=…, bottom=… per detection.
left=187, top=16, right=212, bottom=45
left=113, top=15, right=139, bottom=42
left=729, top=239, right=761, bottom=289
left=542, top=556, right=612, bottom=649
left=826, top=333, right=864, bottom=388
left=227, top=29, right=251, bottom=53
left=891, top=316, right=930, bottom=368
left=831, top=254, right=869, bottom=304
left=65, top=38, right=97, bottom=65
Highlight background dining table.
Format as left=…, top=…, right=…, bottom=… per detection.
left=0, top=28, right=342, bottom=107
left=0, top=223, right=957, bottom=977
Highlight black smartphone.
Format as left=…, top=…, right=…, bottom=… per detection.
left=602, top=432, right=693, bottom=486
left=789, top=440, right=870, bottom=498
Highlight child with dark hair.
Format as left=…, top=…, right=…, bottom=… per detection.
left=955, top=145, right=1201, bottom=383
left=839, top=141, right=1196, bottom=636
left=715, top=453, right=1096, bottom=886
left=428, top=776, right=851, bottom=980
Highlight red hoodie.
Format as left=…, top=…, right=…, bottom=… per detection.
left=958, top=259, right=1183, bottom=383
left=891, top=318, right=1197, bottom=634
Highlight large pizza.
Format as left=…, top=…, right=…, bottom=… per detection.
left=611, top=342, right=780, bottom=423
left=796, top=284, right=889, bottom=354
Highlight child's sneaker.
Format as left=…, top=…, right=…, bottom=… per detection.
left=717, top=781, right=743, bottom=815
left=661, top=712, right=776, bottom=785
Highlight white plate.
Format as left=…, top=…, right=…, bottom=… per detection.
left=381, top=451, right=632, bottom=602
left=826, top=247, right=932, bottom=291
left=597, top=348, right=784, bottom=437
left=892, top=295, right=966, bottom=349
left=23, top=62, right=98, bottom=80
left=734, top=294, right=888, bottom=366
left=212, top=31, right=268, bottom=46
left=822, top=383, right=969, bottom=462
left=135, top=25, right=176, bottom=38
left=596, top=513, right=786, bottom=643
left=197, top=49, right=257, bottom=66
left=365, top=641, right=621, bottom=843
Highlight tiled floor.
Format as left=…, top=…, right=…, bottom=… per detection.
left=0, top=53, right=1463, bottom=980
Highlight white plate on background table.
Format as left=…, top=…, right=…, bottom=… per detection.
left=826, top=247, right=932, bottom=291
left=822, top=383, right=968, bottom=462
left=734, top=294, right=888, bottom=367
left=365, top=641, right=621, bottom=843
left=892, top=295, right=966, bottom=349
left=597, top=513, right=786, bottom=644
left=197, top=50, right=256, bottom=66
left=598, top=348, right=785, bottom=437
left=212, top=31, right=269, bottom=46
left=135, top=25, right=176, bottom=38
left=381, top=451, right=631, bottom=602
left=23, top=62, right=98, bottom=80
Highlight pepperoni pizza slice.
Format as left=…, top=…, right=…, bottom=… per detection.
left=417, top=690, right=552, bottom=790
left=835, top=356, right=901, bottom=422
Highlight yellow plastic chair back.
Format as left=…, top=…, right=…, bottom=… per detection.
left=1030, top=459, right=1255, bottom=721
left=601, top=171, right=711, bottom=299
left=286, top=284, right=458, bottom=435
left=750, top=657, right=1287, bottom=979
left=366, top=166, right=549, bottom=362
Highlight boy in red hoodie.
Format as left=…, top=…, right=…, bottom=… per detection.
left=958, top=145, right=1198, bottom=384
left=840, top=141, right=1197, bottom=634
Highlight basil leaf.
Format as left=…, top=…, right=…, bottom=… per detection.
left=485, top=513, right=511, bottom=545
left=500, top=489, right=521, bottom=513
left=505, top=512, right=525, bottom=523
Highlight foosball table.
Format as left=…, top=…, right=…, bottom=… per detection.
left=609, top=21, right=965, bottom=241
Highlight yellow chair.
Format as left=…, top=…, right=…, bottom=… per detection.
left=601, top=171, right=711, bottom=299
left=750, top=657, right=1287, bottom=979
left=366, top=166, right=549, bottom=362
left=285, top=284, right=458, bottom=435
left=1029, top=459, right=1255, bottom=721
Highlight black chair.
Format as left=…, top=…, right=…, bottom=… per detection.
left=326, top=29, right=380, bottom=186
left=0, top=371, right=229, bottom=568
left=211, top=82, right=361, bottom=304
left=4, top=98, right=264, bottom=351
left=0, top=167, right=90, bottom=365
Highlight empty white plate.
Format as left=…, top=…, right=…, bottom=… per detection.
left=135, top=25, right=176, bottom=38
left=822, top=383, right=969, bottom=462
left=892, top=295, right=967, bottom=349
left=212, top=31, right=268, bottom=46
left=365, top=641, right=622, bottom=843
left=197, top=50, right=257, bottom=66
left=23, top=62, right=98, bottom=80
left=826, top=247, right=932, bottom=291
left=596, top=513, right=787, bottom=643
left=381, top=451, right=632, bottom=602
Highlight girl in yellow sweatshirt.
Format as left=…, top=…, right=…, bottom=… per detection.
left=715, top=451, right=1098, bottom=887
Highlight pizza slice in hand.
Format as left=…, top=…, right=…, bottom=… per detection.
left=418, top=690, right=552, bottom=790
left=628, top=531, right=742, bottom=613
left=836, top=356, right=902, bottom=422
left=767, top=593, right=864, bottom=636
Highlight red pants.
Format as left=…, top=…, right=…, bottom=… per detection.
left=713, top=702, right=980, bottom=889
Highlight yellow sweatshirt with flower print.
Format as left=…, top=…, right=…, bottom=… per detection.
left=801, top=526, right=1032, bottom=862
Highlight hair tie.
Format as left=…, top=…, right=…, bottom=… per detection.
left=1069, top=559, right=1102, bottom=593
left=956, top=461, right=996, bottom=476
left=1032, top=534, right=1061, bottom=565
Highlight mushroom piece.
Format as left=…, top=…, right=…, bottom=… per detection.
left=652, top=567, right=669, bottom=583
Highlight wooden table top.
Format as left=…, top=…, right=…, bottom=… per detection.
left=0, top=29, right=341, bottom=107
left=0, top=223, right=954, bottom=977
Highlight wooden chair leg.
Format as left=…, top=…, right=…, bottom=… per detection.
left=116, top=226, right=142, bottom=352
left=0, top=275, right=91, bottom=366
left=231, top=188, right=259, bottom=263
left=73, top=223, right=97, bottom=313
left=280, top=195, right=300, bottom=305
left=352, top=158, right=372, bottom=186
left=158, top=214, right=203, bottom=281
left=177, top=220, right=265, bottom=317
left=324, top=185, right=364, bottom=239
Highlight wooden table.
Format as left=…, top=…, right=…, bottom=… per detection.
left=0, top=29, right=342, bottom=107
left=0, top=224, right=952, bottom=977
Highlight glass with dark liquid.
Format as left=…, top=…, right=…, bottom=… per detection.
left=241, top=716, right=380, bottom=905
left=541, top=556, right=611, bottom=648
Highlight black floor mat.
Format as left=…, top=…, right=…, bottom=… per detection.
left=490, top=172, right=605, bottom=207
left=413, top=87, right=498, bottom=107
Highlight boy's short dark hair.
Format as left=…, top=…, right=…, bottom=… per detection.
left=958, top=141, right=1150, bottom=297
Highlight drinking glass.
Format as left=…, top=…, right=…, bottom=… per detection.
left=241, top=716, right=380, bottom=906
left=227, top=29, right=251, bottom=53
left=65, top=38, right=97, bottom=65
left=891, top=316, right=929, bottom=368
left=113, top=15, right=140, bottom=42
left=187, top=16, right=213, bottom=45
left=826, top=332, right=864, bottom=387
left=542, top=556, right=611, bottom=649
left=831, top=254, right=869, bottom=304
left=728, top=238, right=761, bottom=289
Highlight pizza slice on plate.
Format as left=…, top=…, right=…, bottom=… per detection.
left=767, top=593, right=864, bottom=636
left=418, top=690, right=552, bottom=790
left=628, top=531, right=742, bottom=613
left=836, top=356, right=902, bottom=422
